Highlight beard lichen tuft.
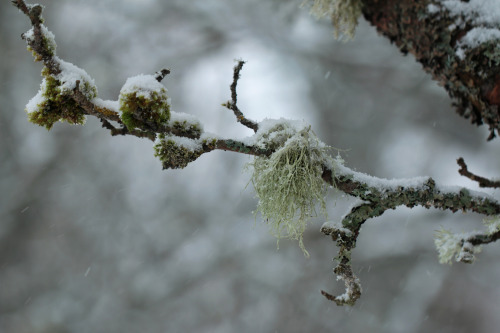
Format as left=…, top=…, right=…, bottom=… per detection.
left=301, top=0, right=362, bottom=40
left=249, top=123, right=334, bottom=256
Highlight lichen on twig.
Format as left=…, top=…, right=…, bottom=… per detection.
left=248, top=122, right=335, bottom=256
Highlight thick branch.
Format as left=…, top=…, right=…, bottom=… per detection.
left=362, top=0, right=500, bottom=140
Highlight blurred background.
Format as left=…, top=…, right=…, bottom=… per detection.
left=1, top=0, right=500, bottom=332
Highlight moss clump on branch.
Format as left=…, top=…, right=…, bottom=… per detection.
left=168, top=112, right=203, bottom=139
left=249, top=123, right=334, bottom=256
left=154, top=134, right=203, bottom=169
left=301, top=0, right=362, bottom=40
left=118, top=75, right=170, bottom=131
left=26, top=66, right=96, bottom=130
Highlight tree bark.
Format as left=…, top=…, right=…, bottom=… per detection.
left=362, top=0, right=500, bottom=140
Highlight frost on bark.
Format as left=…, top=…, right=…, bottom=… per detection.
left=11, top=0, right=500, bottom=306
left=362, top=0, right=500, bottom=140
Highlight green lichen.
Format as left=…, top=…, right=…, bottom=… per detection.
left=26, top=66, right=97, bottom=130
left=154, top=134, right=203, bottom=169
left=434, top=228, right=461, bottom=264
left=301, top=0, right=362, bottom=40
left=119, top=77, right=170, bottom=131
left=483, top=216, right=500, bottom=234
left=434, top=228, right=482, bottom=265
left=249, top=125, right=334, bottom=256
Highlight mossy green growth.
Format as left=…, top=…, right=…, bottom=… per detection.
left=301, top=0, right=362, bottom=40
left=170, top=119, right=202, bottom=138
left=249, top=125, right=334, bottom=256
left=26, top=67, right=97, bottom=130
left=118, top=75, right=170, bottom=131
left=154, top=134, right=203, bottom=169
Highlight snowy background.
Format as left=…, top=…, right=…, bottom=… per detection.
left=1, top=0, right=500, bottom=332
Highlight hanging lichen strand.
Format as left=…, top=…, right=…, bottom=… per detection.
left=301, top=0, right=362, bottom=40
left=249, top=120, right=335, bottom=256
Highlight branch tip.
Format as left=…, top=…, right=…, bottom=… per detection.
left=457, top=157, right=500, bottom=188
left=224, top=60, right=258, bottom=132
left=155, top=68, right=170, bottom=82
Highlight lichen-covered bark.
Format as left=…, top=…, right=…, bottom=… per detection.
left=362, top=0, right=500, bottom=140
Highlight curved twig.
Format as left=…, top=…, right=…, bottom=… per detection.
left=457, top=157, right=500, bottom=188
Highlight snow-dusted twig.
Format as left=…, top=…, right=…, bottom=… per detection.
left=319, top=165, right=500, bottom=304
left=222, top=60, right=259, bottom=133
left=457, top=157, right=500, bottom=188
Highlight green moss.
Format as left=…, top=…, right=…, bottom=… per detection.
left=119, top=89, right=170, bottom=131
left=26, top=67, right=96, bottom=130
left=171, top=119, right=202, bottom=138
left=154, top=135, right=202, bottom=169
left=249, top=126, right=333, bottom=256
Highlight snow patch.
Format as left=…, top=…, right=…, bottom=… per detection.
left=435, top=0, right=500, bottom=58
left=92, top=98, right=120, bottom=112
left=120, top=74, right=166, bottom=98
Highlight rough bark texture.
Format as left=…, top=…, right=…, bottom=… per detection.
left=362, top=0, right=500, bottom=140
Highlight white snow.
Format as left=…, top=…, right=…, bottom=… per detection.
left=24, top=24, right=56, bottom=47
left=434, top=0, right=500, bottom=58
left=321, top=220, right=354, bottom=236
left=243, top=118, right=309, bottom=148
left=120, top=74, right=166, bottom=98
left=91, top=98, right=120, bottom=112
left=439, top=0, right=500, bottom=26
left=427, top=4, right=440, bottom=14
left=55, top=57, right=97, bottom=95
left=456, top=27, right=500, bottom=59
left=160, top=135, right=202, bottom=152
left=335, top=162, right=429, bottom=192
left=169, top=111, right=203, bottom=131
left=26, top=80, right=46, bottom=114
left=56, top=58, right=94, bottom=89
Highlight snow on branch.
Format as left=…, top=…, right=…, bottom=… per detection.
left=362, top=0, right=500, bottom=140
left=12, top=0, right=500, bottom=306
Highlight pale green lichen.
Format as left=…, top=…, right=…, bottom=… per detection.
left=434, top=228, right=462, bottom=265
left=301, top=0, right=362, bottom=40
left=483, top=216, right=500, bottom=234
left=249, top=123, right=334, bottom=256
left=434, top=228, right=482, bottom=265
left=119, top=75, right=170, bottom=130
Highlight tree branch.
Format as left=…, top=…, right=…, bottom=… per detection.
left=13, top=0, right=500, bottom=307
left=457, top=157, right=500, bottom=188
left=223, top=60, right=259, bottom=133
left=362, top=0, right=500, bottom=140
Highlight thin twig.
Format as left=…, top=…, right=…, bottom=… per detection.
left=223, top=60, right=259, bottom=133
left=467, top=229, right=500, bottom=247
left=154, top=68, right=170, bottom=82
left=457, top=157, right=500, bottom=188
